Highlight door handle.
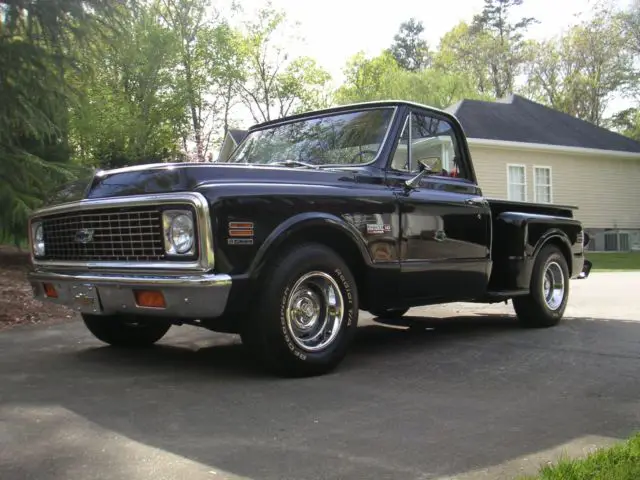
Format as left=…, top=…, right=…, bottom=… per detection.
left=465, top=197, right=486, bottom=206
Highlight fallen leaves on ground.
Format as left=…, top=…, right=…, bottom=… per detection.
left=0, top=246, right=77, bottom=331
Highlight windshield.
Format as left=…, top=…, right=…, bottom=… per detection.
left=226, top=107, right=395, bottom=167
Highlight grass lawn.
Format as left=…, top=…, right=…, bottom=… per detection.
left=523, top=433, right=640, bottom=480
left=587, top=252, right=640, bottom=271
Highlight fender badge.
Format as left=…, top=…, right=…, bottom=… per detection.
left=228, top=221, right=254, bottom=245
left=228, top=238, right=254, bottom=245
left=366, top=223, right=391, bottom=235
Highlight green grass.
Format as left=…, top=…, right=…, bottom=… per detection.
left=587, top=252, right=640, bottom=271
left=523, top=433, right=640, bottom=480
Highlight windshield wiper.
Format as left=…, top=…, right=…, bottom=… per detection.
left=266, top=160, right=320, bottom=170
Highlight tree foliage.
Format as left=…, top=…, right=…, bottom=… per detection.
left=470, top=0, right=538, bottom=98
left=70, top=2, right=187, bottom=168
left=233, top=5, right=332, bottom=123
left=334, top=51, right=491, bottom=108
left=0, top=0, right=122, bottom=244
left=388, top=18, right=430, bottom=71
left=2, top=0, right=640, bottom=245
left=522, top=6, right=632, bottom=126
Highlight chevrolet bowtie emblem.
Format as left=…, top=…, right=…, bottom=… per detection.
left=75, top=228, right=95, bottom=244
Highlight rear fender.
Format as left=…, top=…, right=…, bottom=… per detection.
left=490, top=212, right=582, bottom=290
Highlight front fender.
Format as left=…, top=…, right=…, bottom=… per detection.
left=247, top=212, right=373, bottom=280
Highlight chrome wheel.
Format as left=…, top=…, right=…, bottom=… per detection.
left=285, top=271, right=344, bottom=352
left=542, top=261, right=565, bottom=310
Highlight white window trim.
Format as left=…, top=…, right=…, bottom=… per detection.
left=506, top=163, right=527, bottom=202
left=533, top=165, right=553, bottom=204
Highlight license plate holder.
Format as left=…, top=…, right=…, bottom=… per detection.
left=71, top=283, right=102, bottom=313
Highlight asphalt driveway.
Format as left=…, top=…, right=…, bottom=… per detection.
left=0, top=272, right=639, bottom=480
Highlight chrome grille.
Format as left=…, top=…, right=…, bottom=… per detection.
left=41, top=207, right=165, bottom=262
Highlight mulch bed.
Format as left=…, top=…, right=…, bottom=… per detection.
left=0, top=245, right=77, bottom=331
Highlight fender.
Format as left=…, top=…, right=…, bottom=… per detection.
left=247, top=212, right=373, bottom=280
left=530, top=228, right=573, bottom=258
left=492, top=211, right=580, bottom=290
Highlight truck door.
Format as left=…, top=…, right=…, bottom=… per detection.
left=386, top=109, right=491, bottom=303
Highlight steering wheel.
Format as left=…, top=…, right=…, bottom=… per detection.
left=350, top=149, right=378, bottom=164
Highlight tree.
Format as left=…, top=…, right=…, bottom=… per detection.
left=0, top=0, right=122, bottom=244
left=334, top=51, right=491, bottom=108
left=432, top=22, right=494, bottom=97
left=157, top=0, right=244, bottom=161
left=609, top=108, right=640, bottom=141
left=234, top=5, right=332, bottom=123
left=606, top=0, right=640, bottom=138
left=523, top=6, right=631, bottom=126
left=470, top=0, right=538, bottom=97
left=334, top=51, right=401, bottom=104
left=388, top=18, right=430, bottom=71
left=70, top=1, right=187, bottom=169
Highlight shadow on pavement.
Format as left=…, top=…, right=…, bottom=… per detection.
left=1, top=314, right=639, bottom=480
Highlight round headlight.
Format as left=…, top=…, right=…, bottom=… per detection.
left=169, top=214, right=194, bottom=254
left=33, top=223, right=45, bottom=257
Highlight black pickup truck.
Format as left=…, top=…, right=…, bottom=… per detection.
left=27, top=100, right=591, bottom=376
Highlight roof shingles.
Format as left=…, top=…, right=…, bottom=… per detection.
left=446, top=94, right=640, bottom=154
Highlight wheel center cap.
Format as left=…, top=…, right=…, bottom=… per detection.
left=300, top=299, right=315, bottom=318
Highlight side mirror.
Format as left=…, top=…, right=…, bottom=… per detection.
left=404, top=160, right=432, bottom=191
left=583, top=232, right=590, bottom=248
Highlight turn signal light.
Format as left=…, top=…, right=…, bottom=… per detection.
left=134, top=290, right=166, bottom=308
left=43, top=283, right=58, bottom=298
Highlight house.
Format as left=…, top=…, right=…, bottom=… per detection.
left=216, top=96, right=640, bottom=251
left=447, top=95, right=640, bottom=252
left=216, top=129, right=247, bottom=163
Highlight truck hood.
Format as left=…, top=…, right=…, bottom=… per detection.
left=46, top=162, right=364, bottom=204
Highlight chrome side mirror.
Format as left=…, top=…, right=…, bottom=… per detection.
left=404, top=161, right=432, bottom=191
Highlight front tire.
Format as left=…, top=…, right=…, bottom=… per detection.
left=240, top=243, right=359, bottom=377
left=82, top=314, right=171, bottom=347
left=513, top=245, right=570, bottom=328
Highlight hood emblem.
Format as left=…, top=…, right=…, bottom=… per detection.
left=75, top=228, right=95, bottom=244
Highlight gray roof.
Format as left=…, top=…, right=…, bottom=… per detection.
left=228, top=129, right=247, bottom=144
left=446, top=94, right=640, bottom=154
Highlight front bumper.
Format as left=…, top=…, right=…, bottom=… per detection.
left=28, top=270, right=232, bottom=318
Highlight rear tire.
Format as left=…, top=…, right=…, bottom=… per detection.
left=82, top=314, right=171, bottom=347
left=240, top=243, right=359, bottom=377
left=513, top=245, right=570, bottom=328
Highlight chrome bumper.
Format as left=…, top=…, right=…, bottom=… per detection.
left=27, top=270, right=232, bottom=318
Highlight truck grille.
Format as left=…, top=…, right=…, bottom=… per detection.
left=41, top=207, right=165, bottom=262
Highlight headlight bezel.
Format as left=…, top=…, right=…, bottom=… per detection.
left=30, top=221, right=45, bottom=258
left=162, top=209, right=197, bottom=257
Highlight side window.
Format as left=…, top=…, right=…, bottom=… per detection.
left=390, top=116, right=410, bottom=172
left=410, top=112, right=467, bottom=179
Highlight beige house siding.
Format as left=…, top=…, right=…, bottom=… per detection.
left=468, top=141, right=640, bottom=231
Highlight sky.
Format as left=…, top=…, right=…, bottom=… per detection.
left=211, top=0, right=633, bottom=138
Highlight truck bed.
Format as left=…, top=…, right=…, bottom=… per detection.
left=487, top=198, right=577, bottom=219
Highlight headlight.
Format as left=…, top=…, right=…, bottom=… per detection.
left=31, top=221, right=45, bottom=257
left=162, top=210, right=195, bottom=255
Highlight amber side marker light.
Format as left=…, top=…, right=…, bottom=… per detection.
left=43, top=283, right=58, bottom=298
left=134, top=290, right=166, bottom=308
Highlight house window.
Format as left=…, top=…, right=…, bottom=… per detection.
left=604, top=232, right=618, bottom=251
left=507, top=164, right=526, bottom=201
left=534, top=166, right=552, bottom=203
left=605, top=231, right=630, bottom=251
